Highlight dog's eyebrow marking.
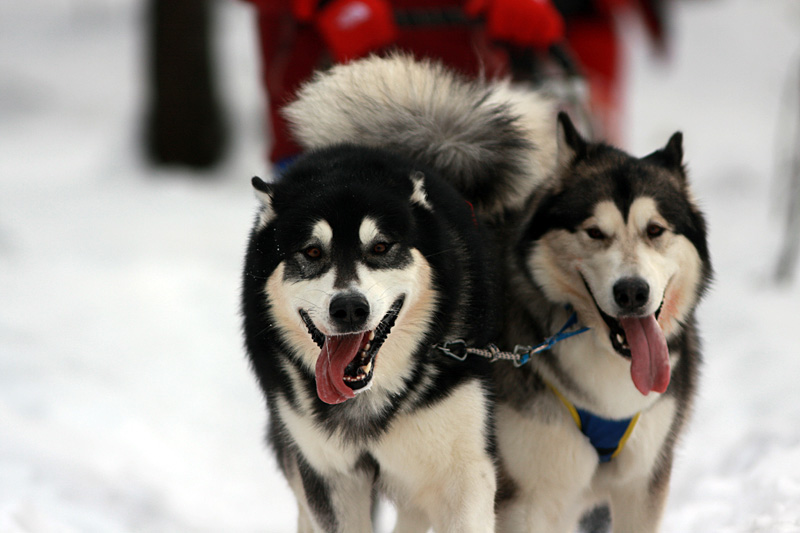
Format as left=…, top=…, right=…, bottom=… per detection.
left=311, top=219, right=333, bottom=247
left=410, top=171, right=432, bottom=210
left=591, top=200, right=624, bottom=233
left=359, top=216, right=383, bottom=245
left=629, top=197, right=665, bottom=230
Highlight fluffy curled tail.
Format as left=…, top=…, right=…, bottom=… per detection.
left=282, top=54, right=557, bottom=214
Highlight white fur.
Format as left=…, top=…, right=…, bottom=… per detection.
left=358, top=217, right=382, bottom=246
left=410, top=172, right=432, bottom=210
left=266, top=263, right=325, bottom=371
left=310, top=219, right=334, bottom=249
left=363, top=249, right=438, bottom=397
left=254, top=188, right=275, bottom=229
left=277, top=396, right=362, bottom=476
left=485, top=80, right=559, bottom=195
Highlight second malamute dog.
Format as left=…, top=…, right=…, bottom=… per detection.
left=491, top=113, right=712, bottom=531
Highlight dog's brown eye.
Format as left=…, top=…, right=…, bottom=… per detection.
left=647, top=224, right=665, bottom=238
left=372, top=242, right=390, bottom=254
left=304, top=246, right=322, bottom=260
left=586, top=227, right=606, bottom=240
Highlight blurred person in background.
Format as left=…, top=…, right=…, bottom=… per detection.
left=244, top=0, right=672, bottom=172
left=143, top=0, right=671, bottom=171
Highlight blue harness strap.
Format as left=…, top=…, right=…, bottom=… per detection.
left=576, top=408, right=640, bottom=463
left=547, top=382, right=640, bottom=463
left=513, top=312, right=590, bottom=366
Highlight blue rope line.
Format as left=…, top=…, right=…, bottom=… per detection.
left=512, top=312, right=590, bottom=367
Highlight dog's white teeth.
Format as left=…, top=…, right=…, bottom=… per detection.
left=364, top=343, right=371, bottom=352
left=368, top=331, right=375, bottom=341
left=360, top=361, right=372, bottom=374
left=616, top=333, right=625, bottom=345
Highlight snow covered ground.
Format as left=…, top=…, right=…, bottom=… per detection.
left=1, top=0, right=799, bottom=531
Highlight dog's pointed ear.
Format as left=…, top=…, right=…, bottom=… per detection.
left=644, top=132, right=685, bottom=174
left=252, top=176, right=276, bottom=225
left=556, top=112, right=587, bottom=168
left=409, top=171, right=432, bottom=210
left=252, top=176, right=274, bottom=206
left=662, top=131, right=684, bottom=170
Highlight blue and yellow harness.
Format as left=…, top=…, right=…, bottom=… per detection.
left=547, top=382, right=640, bottom=463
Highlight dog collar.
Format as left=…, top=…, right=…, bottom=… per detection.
left=547, top=382, right=640, bottom=463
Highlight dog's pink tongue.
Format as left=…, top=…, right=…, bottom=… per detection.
left=315, top=333, right=365, bottom=405
left=619, top=315, right=670, bottom=395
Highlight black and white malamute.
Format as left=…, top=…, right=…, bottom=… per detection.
left=490, top=112, right=712, bottom=531
left=241, top=142, right=503, bottom=527
left=279, top=54, right=712, bottom=532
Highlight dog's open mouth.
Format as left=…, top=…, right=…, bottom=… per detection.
left=597, top=302, right=663, bottom=359
left=299, top=297, right=404, bottom=405
left=581, top=277, right=670, bottom=396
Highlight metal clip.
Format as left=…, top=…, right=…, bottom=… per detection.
left=512, top=345, right=532, bottom=367
left=436, top=340, right=468, bottom=361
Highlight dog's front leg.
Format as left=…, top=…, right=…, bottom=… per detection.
left=427, top=458, right=497, bottom=533
left=607, top=474, right=670, bottom=533
left=289, top=453, right=376, bottom=533
left=607, top=448, right=673, bottom=533
left=605, top=398, right=676, bottom=532
left=386, top=447, right=496, bottom=533
left=494, top=403, right=597, bottom=533
left=375, top=380, right=497, bottom=533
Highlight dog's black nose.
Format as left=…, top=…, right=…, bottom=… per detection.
left=613, top=277, right=650, bottom=312
left=329, top=293, right=370, bottom=331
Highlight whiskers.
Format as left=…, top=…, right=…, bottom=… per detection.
left=423, top=247, right=459, bottom=260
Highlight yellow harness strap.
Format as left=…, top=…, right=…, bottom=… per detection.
left=546, top=381, right=640, bottom=462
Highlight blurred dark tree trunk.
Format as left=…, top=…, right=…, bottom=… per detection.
left=145, top=0, right=226, bottom=169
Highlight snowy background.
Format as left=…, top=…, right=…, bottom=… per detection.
left=1, top=0, right=799, bottom=531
